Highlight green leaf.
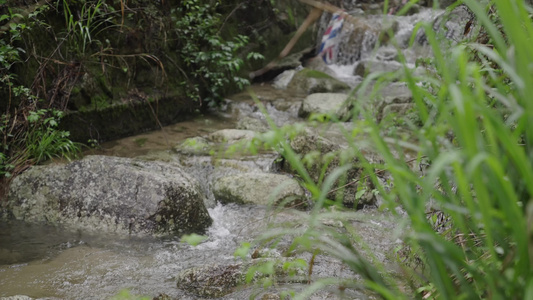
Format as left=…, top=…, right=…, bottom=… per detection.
left=27, top=112, right=40, bottom=123
left=234, top=242, right=251, bottom=259
left=355, top=189, right=367, bottom=200
left=180, top=233, right=208, bottom=246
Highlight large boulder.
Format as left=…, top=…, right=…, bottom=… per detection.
left=1, top=155, right=212, bottom=235
left=298, top=93, right=352, bottom=120
left=213, top=173, right=307, bottom=208
left=177, top=153, right=281, bottom=209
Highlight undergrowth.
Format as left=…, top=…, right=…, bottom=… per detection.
left=0, top=2, right=80, bottom=198
left=224, top=0, right=533, bottom=299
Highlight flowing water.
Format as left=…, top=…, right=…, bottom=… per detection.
left=0, top=204, right=287, bottom=299
left=0, top=5, right=445, bottom=299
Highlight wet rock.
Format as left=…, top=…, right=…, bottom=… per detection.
left=208, top=129, right=256, bottom=144
left=353, top=63, right=366, bottom=78
left=2, top=155, right=212, bottom=235
left=380, top=82, right=412, bottom=99
left=288, top=68, right=350, bottom=94
left=272, top=69, right=298, bottom=90
left=236, top=116, right=269, bottom=133
left=298, top=93, right=352, bottom=120
left=152, top=294, right=173, bottom=300
left=174, top=129, right=264, bottom=157
left=173, top=136, right=213, bottom=156
left=179, top=153, right=280, bottom=209
left=379, top=103, right=415, bottom=123
left=378, top=19, right=399, bottom=44
left=303, top=57, right=337, bottom=77
left=176, top=263, right=244, bottom=298
left=334, top=19, right=378, bottom=64
left=176, top=259, right=308, bottom=298
left=416, top=5, right=474, bottom=45
left=375, top=47, right=399, bottom=61
left=374, top=83, right=414, bottom=122
left=271, top=98, right=300, bottom=113
left=354, top=60, right=426, bottom=81
left=213, top=173, right=307, bottom=208
left=353, top=60, right=403, bottom=77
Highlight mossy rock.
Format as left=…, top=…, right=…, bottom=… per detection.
left=173, top=137, right=214, bottom=156
left=213, top=172, right=307, bottom=208
left=288, top=68, right=350, bottom=94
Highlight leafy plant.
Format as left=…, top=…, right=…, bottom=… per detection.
left=172, top=0, right=263, bottom=107
left=0, top=7, right=79, bottom=187
left=58, top=0, right=115, bottom=56
left=24, top=108, right=80, bottom=164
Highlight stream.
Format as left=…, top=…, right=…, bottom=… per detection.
left=0, top=4, right=457, bottom=299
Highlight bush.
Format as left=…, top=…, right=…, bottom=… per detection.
left=172, top=0, right=263, bottom=107
left=0, top=6, right=79, bottom=185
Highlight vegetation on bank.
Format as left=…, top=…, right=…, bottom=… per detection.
left=0, top=1, right=80, bottom=190
left=0, top=0, right=272, bottom=195
left=225, top=0, right=533, bottom=299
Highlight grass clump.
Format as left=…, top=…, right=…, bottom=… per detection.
left=235, top=0, right=533, bottom=298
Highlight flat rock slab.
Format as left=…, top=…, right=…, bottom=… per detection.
left=2, top=155, right=212, bottom=235
left=288, top=69, right=350, bottom=94
left=208, top=129, right=256, bottom=144
left=213, top=173, right=307, bottom=208
left=299, top=93, right=352, bottom=120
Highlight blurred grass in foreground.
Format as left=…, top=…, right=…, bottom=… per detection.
left=238, top=0, right=533, bottom=299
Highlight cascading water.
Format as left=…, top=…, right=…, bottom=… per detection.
left=315, top=2, right=441, bottom=81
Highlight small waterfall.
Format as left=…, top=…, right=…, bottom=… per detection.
left=315, top=2, right=442, bottom=72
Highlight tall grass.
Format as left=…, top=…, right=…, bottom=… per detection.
left=242, top=0, right=533, bottom=298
